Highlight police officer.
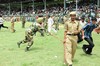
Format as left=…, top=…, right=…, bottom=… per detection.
left=63, top=11, right=81, bottom=66
left=11, top=16, right=16, bottom=33
left=17, top=26, right=35, bottom=52
left=22, top=16, right=26, bottom=28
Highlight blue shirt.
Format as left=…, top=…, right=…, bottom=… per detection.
left=82, top=22, right=97, bottom=38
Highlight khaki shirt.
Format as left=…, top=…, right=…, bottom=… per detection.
left=64, top=20, right=81, bottom=34
left=11, top=17, right=16, bottom=23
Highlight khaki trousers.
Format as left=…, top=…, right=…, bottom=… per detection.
left=64, top=35, right=77, bottom=65
left=11, top=22, right=15, bottom=32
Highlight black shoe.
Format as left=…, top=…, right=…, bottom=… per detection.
left=41, top=34, right=44, bottom=37
left=86, top=48, right=92, bottom=55
left=17, top=42, right=21, bottom=48
left=69, top=64, right=72, bottom=66
left=82, top=46, right=87, bottom=54
left=14, top=30, right=16, bottom=32
left=82, top=44, right=90, bottom=54
left=7, top=27, right=9, bottom=29
left=12, top=30, right=16, bottom=33
left=25, top=47, right=29, bottom=52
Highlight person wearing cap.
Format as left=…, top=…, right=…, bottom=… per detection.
left=63, top=11, right=81, bottom=66
left=36, top=17, right=45, bottom=36
left=82, top=17, right=99, bottom=55
left=0, top=15, right=8, bottom=30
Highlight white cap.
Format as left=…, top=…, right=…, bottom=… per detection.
left=70, top=11, right=76, bottom=15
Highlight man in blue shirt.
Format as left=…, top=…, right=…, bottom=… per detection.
left=82, top=17, right=98, bottom=55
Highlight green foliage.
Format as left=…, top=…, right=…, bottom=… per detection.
left=0, top=22, right=100, bottom=66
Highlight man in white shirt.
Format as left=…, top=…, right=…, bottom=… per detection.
left=77, top=17, right=87, bottom=43
left=47, top=15, right=57, bottom=34
left=0, top=15, right=8, bottom=30
left=80, top=17, right=87, bottom=27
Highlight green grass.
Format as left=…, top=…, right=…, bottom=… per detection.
left=0, top=22, right=100, bottom=66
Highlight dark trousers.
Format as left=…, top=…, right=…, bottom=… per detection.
left=83, top=37, right=94, bottom=54
left=22, top=22, right=26, bottom=28
left=38, top=29, right=44, bottom=36
left=84, top=37, right=94, bottom=48
left=0, top=24, right=8, bottom=29
left=77, top=32, right=83, bottom=43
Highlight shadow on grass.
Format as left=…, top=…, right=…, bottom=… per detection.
left=8, top=48, right=15, bottom=51
left=77, top=46, right=82, bottom=49
left=62, top=59, right=79, bottom=66
left=73, top=59, right=79, bottom=63
left=80, top=53, right=100, bottom=58
left=30, top=47, right=44, bottom=51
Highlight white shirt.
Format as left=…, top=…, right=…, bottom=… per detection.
left=0, top=17, right=4, bottom=24
left=80, top=21, right=87, bottom=28
left=47, top=17, right=54, bottom=27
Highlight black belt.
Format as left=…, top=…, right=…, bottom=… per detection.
left=67, top=34, right=77, bottom=36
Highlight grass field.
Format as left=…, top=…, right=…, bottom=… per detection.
left=0, top=22, right=100, bottom=66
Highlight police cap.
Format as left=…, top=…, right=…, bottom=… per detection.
left=70, top=11, right=76, bottom=15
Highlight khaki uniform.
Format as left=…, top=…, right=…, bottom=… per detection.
left=11, top=16, right=16, bottom=33
left=64, top=20, right=81, bottom=65
left=36, top=17, right=45, bottom=36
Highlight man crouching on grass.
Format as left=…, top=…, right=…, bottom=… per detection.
left=17, top=25, right=36, bottom=52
